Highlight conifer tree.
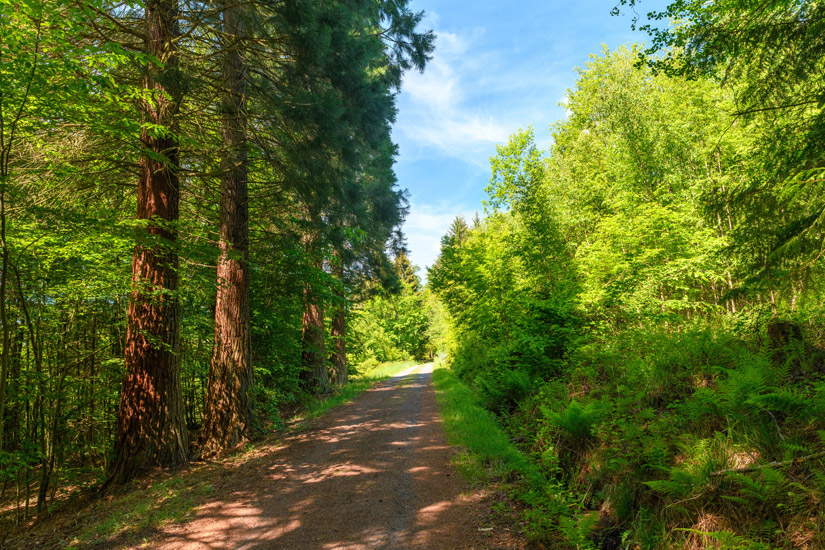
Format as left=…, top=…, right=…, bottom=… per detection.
left=108, top=0, right=187, bottom=486
left=297, top=0, right=432, bottom=392
left=394, top=251, right=420, bottom=292
left=200, top=0, right=254, bottom=455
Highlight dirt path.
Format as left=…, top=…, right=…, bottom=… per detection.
left=145, top=364, right=520, bottom=549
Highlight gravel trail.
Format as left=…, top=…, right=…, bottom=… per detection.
left=147, top=364, right=516, bottom=549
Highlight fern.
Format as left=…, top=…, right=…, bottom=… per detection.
left=746, top=388, right=805, bottom=415
left=541, top=400, right=607, bottom=440
left=678, top=529, right=772, bottom=550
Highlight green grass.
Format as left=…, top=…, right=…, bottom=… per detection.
left=431, top=362, right=531, bottom=482
left=432, top=362, right=576, bottom=544
left=356, top=359, right=419, bottom=380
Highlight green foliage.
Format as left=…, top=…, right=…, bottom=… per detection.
left=616, top=0, right=825, bottom=291
left=541, top=400, right=607, bottom=441
left=432, top=364, right=530, bottom=479
left=348, top=255, right=433, bottom=365
left=429, top=44, right=825, bottom=550
left=0, top=0, right=436, bottom=524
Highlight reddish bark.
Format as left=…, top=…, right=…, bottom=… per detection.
left=300, top=224, right=328, bottom=392
left=107, top=0, right=187, bottom=487
left=329, top=307, right=347, bottom=386
left=302, top=280, right=329, bottom=393
left=329, top=258, right=347, bottom=386
left=200, top=2, right=253, bottom=456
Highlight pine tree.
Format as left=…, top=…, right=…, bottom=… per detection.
left=394, top=251, right=421, bottom=291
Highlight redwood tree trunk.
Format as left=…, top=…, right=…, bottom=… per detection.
left=302, top=280, right=328, bottom=393
left=301, top=227, right=328, bottom=392
left=107, top=0, right=187, bottom=487
left=200, top=2, right=253, bottom=456
left=330, top=307, right=346, bottom=386
left=329, top=257, right=347, bottom=386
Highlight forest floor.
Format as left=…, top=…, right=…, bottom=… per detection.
left=5, top=363, right=527, bottom=549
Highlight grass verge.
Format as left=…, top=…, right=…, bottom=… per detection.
left=72, top=470, right=217, bottom=547
left=431, top=362, right=531, bottom=482
left=432, top=362, right=572, bottom=544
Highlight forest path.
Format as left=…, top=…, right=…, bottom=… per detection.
left=146, top=363, right=518, bottom=549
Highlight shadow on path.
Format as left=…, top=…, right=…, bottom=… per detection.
left=144, top=364, right=497, bottom=549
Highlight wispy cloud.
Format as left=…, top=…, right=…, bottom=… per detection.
left=390, top=1, right=661, bottom=275
left=393, top=18, right=570, bottom=275
left=403, top=201, right=476, bottom=274
left=397, top=29, right=512, bottom=164
left=394, top=21, right=569, bottom=167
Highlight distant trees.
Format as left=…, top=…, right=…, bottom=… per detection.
left=0, top=0, right=432, bottom=508
left=349, top=251, right=432, bottom=366
left=431, top=46, right=789, bottom=339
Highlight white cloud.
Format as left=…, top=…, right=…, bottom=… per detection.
left=395, top=29, right=512, bottom=163
left=403, top=201, right=475, bottom=276
left=394, top=23, right=569, bottom=166
left=391, top=13, right=577, bottom=273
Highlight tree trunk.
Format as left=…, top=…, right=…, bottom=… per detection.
left=200, top=1, right=253, bottom=456
left=301, top=227, right=328, bottom=392
left=0, top=187, right=10, bottom=452
left=330, top=306, right=346, bottom=386
left=329, top=256, right=347, bottom=386
left=302, top=281, right=328, bottom=392
left=87, top=314, right=97, bottom=465
left=106, top=0, right=187, bottom=487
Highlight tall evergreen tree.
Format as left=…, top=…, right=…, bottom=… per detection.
left=200, top=0, right=254, bottom=455
left=296, top=0, right=432, bottom=392
left=108, top=0, right=187, bottom=486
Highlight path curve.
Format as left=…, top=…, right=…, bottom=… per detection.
left=147, top=364, right=512, bottom=549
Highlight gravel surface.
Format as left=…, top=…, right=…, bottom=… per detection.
left=146, top=363, right=522, bottom=549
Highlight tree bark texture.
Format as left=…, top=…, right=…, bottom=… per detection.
left=302, top=283, right=328, bottom=392
left=107, top=0, right=187, bottom=486
left=301, top=228, right=328, bottom=392
left=200, top=2, right=253, bottom=456
left=329, top=258, right=347, bottom=386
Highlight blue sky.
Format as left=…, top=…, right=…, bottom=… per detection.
left=392, top=0, right=667, bottom=274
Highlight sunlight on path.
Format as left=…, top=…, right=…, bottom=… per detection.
left=391, top=362, right=431, bottom=378
left=147, top=361, right=495, bottom=550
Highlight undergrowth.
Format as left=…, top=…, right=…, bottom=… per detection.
left=74, top=472, right=216, bottom=547
left=432, top=363, right=577, bottom=544
left=442, top=324, right=825, bottom=549
left=432, top=362, right=531, bottom=481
